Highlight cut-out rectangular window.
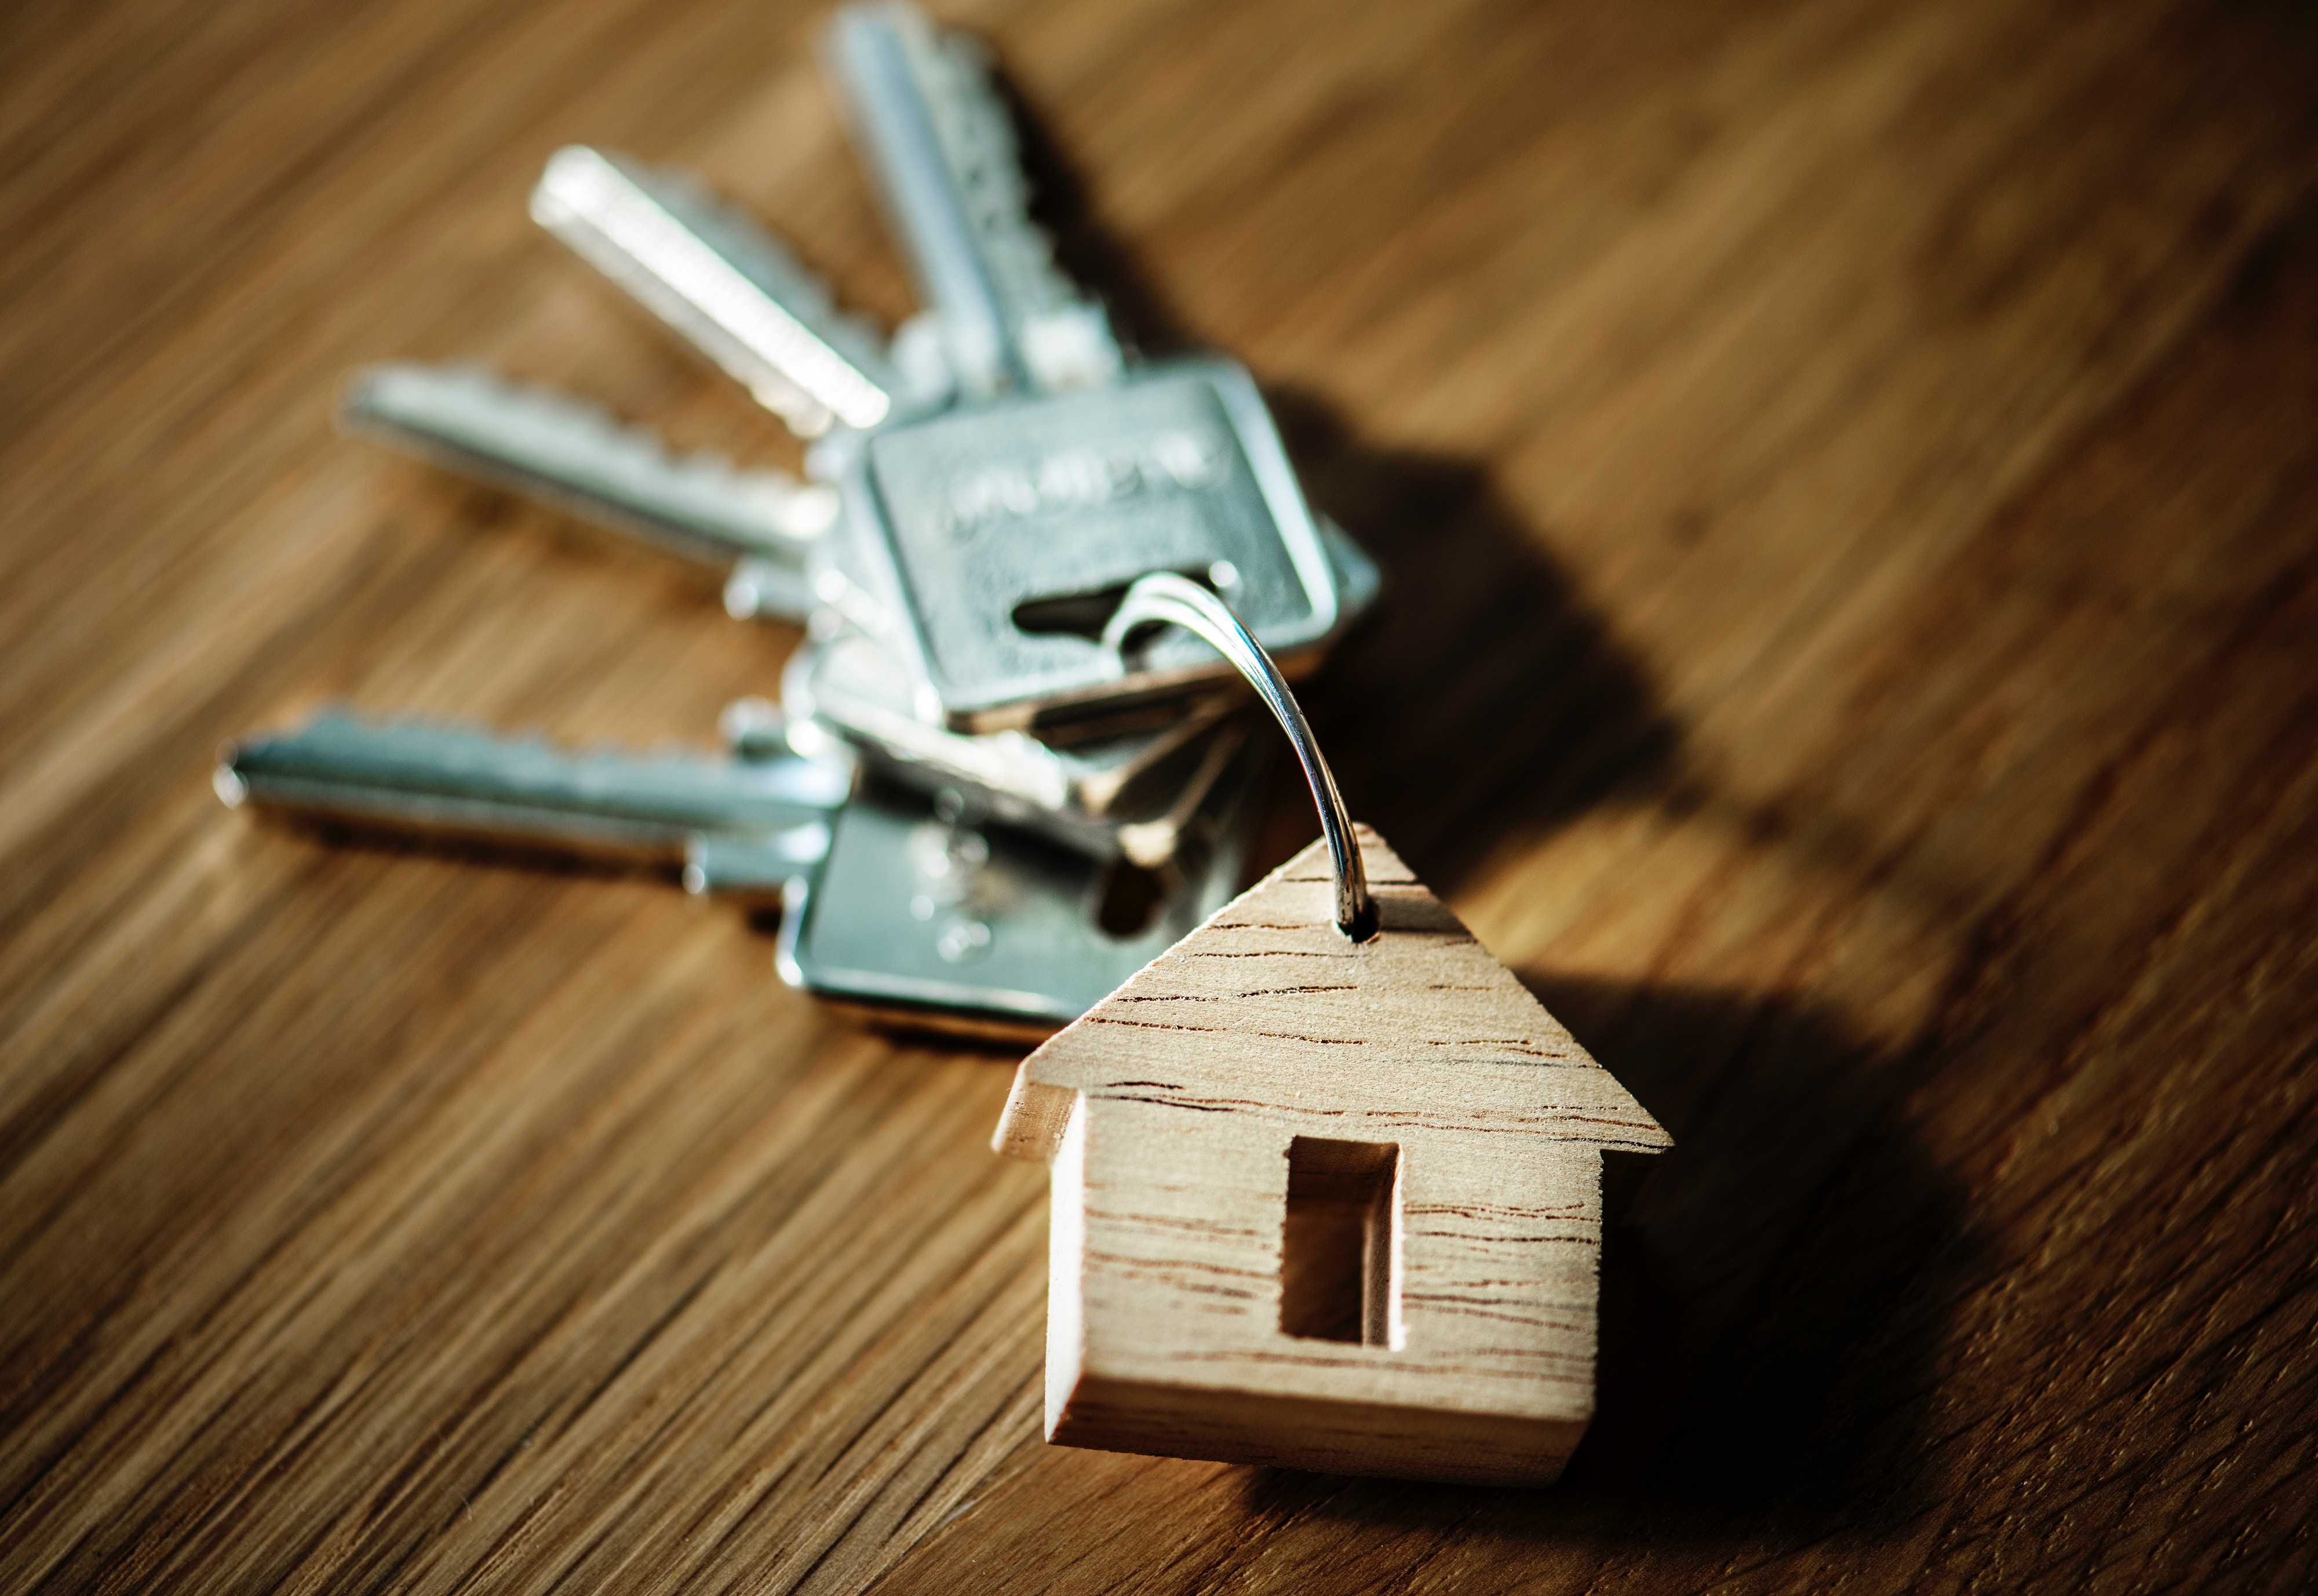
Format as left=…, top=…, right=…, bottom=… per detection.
left=1280, top=1136, right=1400, bottom=1346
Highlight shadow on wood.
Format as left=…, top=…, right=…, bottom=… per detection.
left=880, top=978, right=1974, bottom=1584
left=1009, top=60, right=1697, bottom=899
left=1280, top=398, right=1684, bottom=894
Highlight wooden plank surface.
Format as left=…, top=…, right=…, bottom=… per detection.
left=3, top=0, right=2316, bottom=1590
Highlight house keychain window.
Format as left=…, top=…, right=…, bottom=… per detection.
left=993, top=574, right=1671, bottom=1487
left=1280, top=1136, right=1401, bottom=1348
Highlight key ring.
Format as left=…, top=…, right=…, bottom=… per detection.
left=1103, top=573, right=1377, bottom=942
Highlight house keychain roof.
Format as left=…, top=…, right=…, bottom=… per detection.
left=992, top=575, right=1671, bottom=1488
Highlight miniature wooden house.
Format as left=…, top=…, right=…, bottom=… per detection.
left=993, top=827, right=1671, bottom=1487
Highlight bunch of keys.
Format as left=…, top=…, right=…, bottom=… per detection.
left=219, top=1, right=1379, bottom=1039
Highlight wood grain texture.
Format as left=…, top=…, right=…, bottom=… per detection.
left=4, top=0, right=2317, bottom=1591
left=996, top=828, right=1669, bottom=1486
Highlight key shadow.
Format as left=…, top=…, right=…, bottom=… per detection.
left=1261, top=390, right=1690, bottom=891
left=1224, top=976, right=1980, bottom=1544
left=1012, top=70, right=1692, bottom=895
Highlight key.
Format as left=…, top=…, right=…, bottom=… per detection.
left=341, top=363, right=838, bottom=621
left=216, top=710, right=849, bottom=895
left=801, top=351, right=1350, bottom=732
left=752, top=461, right=1372, bottom=637
left=513, top=59, right=1366, bottom=729
left=764, top=514, right=1375, bottom=854
left=829, top=356, right=1345, bottom=733
left=1110, top=717, right=1251, bottom=871
left=777, top=732, right=1266, bottom=1038
left=531, top=145, right=903, bottom=436
left=764, top=635, right=1242, bottom=860
left=806, top=4, right=1346, bottom=731
left=825, top=1, right=1118, bottom=397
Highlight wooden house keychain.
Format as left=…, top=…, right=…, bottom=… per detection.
left=991, top=574, right=1672, bottom=1487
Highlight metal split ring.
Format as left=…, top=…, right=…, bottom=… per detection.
left=1103, top=573, right=1377, bottom=942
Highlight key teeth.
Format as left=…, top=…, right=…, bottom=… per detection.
left=341, top=361, right=840, bottom=562
left=347, top=360, right=658, bottom=463
left=913, top=17, right=1116, bottom=365
left=828, top=2, right=1118, bottom=393
left=533, top=145, right=899, bottom=435
left=608, top=157, right=841, bottom=317
left=216, top=704, right=850, bottom=883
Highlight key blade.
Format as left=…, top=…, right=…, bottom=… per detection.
left=341, top=364, right=836, bottom=620
left=218, top=711, right=850, bottom=865
left=531, top=145, right=899, bottom=435
left=825, top=3, right=1120, bottom=396
left=826, top=5, right=1012, bottom=392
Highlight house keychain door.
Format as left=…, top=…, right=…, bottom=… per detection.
left=992, top=574, right=1672, bottom=1487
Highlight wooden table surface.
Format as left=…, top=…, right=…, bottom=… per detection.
left=7, top=0, right=2318, bottom=1590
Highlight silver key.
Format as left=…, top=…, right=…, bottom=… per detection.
left=531, top=145, right=902, bottom=436
left=1110, top=718, right=1252, bottom=871
left=818, top=356, right=1341, bottom=730
left=341, top=363, right=839, bottom=621
left=517, top=41, right=1359, bottom=730
left=807, top=5, right=1345, bottom=730
left=216, top=710, right=849, bottom=896
left=777, top=734, right=1264, bottom=1037
left=825, top=2, right=1119, bottom=396
left=766, top=511, right=1375, bottom=850
left=767, top=637, right=1242, bottom=859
